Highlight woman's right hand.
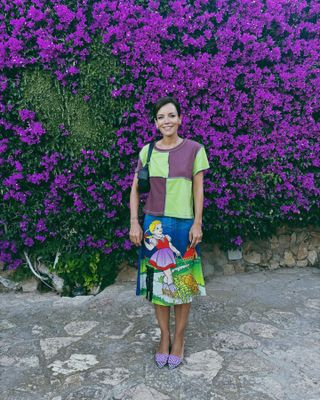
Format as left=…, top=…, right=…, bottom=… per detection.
left=129, top=220, right=143, bottom=246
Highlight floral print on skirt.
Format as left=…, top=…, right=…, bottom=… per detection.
left=136, top=214, right=206, bottom=306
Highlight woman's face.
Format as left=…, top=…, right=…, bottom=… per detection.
left=155, top=103, right=182, bottom=138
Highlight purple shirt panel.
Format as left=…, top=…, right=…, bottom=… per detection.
left=168, top=140, right=202, bottom=179
left=143, top=177, right=166, bottom=215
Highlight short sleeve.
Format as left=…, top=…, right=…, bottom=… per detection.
left=134, top=144, right=150, bottom=173
left=193, top=146, right=210, bottom=176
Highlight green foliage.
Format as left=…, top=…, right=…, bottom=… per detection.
left=18, top=38, right=131, bottom=154
left=53, top=251, right=118, bottom=296
left=9, top=264, right=34, bottom=282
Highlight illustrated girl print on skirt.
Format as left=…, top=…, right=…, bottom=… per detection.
left=144, top=220, right=181, bottom=295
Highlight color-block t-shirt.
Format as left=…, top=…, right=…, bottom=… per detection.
left=135, top=138, right=210, bottom=219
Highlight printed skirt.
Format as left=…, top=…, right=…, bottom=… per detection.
left=136, top=214, right=206, bottom=306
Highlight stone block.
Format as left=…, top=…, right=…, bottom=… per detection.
left=297, top=246, right=308, bottom=260
left=223, top=264, right=235, bottom=275
left=296, top=231, right=310, bottom=244
left=243, top=251, right=261, bottom=264
left=227, top=248, right=242, bottom=260
left=202, top=251, right=215, bottom=277
left=0, top=276, right=22, bottom=292
left=260, top=249, right=273, bottom=266
left=290, top=232, right=297, bottom=246
left=296, top=259, right=308, bottom=267
left=269, top=259, right=280, bottom=270
left=283, top=250, right=296, bottom=267
left=244, top=264, right=261, bottom=272
left=276, top=225, right=288, bottom=235
left=307, top=250, right=318, bottom=266
left=21, top=277, right=39, bottom=292
left=278, top=235, right=291, bottom=248
left=116, top=263, right=137, bottom=282
left=270, top=235, right=279, bottom=249
left=234, top=263, right=245, bottom=273
left=309, top=232, right=320, bottom=247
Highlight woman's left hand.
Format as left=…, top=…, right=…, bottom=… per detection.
left=189, top=222, right=203, bottom=248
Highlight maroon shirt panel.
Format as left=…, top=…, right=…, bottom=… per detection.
left=168, top=139, right=202, bottom=179
left=143, top=177, right=166, bottom=215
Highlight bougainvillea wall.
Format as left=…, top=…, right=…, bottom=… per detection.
left=1, top=0, right=319, bottom=293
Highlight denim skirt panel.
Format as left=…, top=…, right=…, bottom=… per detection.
left=136, top=214, right=206, bottom=306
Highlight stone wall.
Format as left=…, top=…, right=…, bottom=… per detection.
left=202, top=224, right=320, bottom=277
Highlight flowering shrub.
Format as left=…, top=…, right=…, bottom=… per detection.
left=0, top=0, right=319, bottom=291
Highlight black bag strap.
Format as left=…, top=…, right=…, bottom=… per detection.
left=146, top=142, right=155, bottom=165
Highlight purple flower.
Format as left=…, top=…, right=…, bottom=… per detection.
left=54, top=5, right=75, bottom=25
left=19, top=109, right=36, bottom=121
left=123, top=239, right=132, bottom=250
left=24, top=237, right=34, bottom=247
left=35, top=235, right=46, bottom=242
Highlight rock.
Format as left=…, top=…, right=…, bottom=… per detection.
left=64, top=321, right=99, bottom=336
left=296, top=259, right=308, bottom=267
left=234, top=263, right=245, bottom=273
left=51, top=274, right=64, bottom=293
left=226, top=351, right=273, bottom=373
left=212, top=330, right=259, bottom=351
left=278, top=234, right=291, bottom=248
left=269, top=259, right=280, bottom=270
left=0, top=276, right=22, bottom=292
left=309, top=232, right=320, bottom=247
left=297, top=246, right=308, bottom=260
left=276, top=225, right=288, bottom=235
left=48, top=353, right=99, bottom=376
left=238, top=322, right=279, bottom=338
left=212, top=243, right=228, bottom=268
left=307, top=250, right=318, bottom=266
left=40, top=337, right=81, bottom=359
left=121, top=383, right=170, bottom=400
left=21, top=277, right=39, bottom=292
left=243, top=251, right=261, bottom=264
left=0, top=320, right=16, bottom=330
left=116, top=263, right=137, bottom=283
left=290, top=232, right=297, bottom=245
left=227, top=248, right=242, bottom=260
left=0, top=355, right=39, bottom=368
left=283, top=250, right=296, bottom=267
left=202, top=251, right=215, bottom=277
left=180, top=349, right=224, bottom=381
left=296, top=231, right=309, bottom=244
left=270, top=235, right=279, bottom=249
left=223, top=263, right=235, bottom=275
left=260, top=249, right=273, bottom=266
left=87, top=367, right=130, bottom=386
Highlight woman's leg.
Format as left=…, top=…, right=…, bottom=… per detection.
left=154, top=304, right=171, bottom=353
left=171, top=303, right=191, bottom=356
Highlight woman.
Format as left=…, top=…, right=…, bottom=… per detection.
left=129, top=96, right=210, bottom=369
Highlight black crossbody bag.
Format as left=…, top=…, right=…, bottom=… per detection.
left=137, top=142, right=155, bottom=193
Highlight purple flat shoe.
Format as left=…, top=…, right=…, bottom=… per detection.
left=155, top=352, right=169, bottom=368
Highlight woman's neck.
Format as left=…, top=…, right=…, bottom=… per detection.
left=158, top=135, right=182, bottom=149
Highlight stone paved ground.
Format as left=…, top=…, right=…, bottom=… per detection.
left=1, top=267, right=320, bottom=400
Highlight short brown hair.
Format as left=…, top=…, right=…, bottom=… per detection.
left=153, top=96, right=181, bottom=120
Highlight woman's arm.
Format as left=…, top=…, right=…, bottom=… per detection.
left=129, top=173, right=143, bottom=246
left=189, top=171, right=204, bottom=247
